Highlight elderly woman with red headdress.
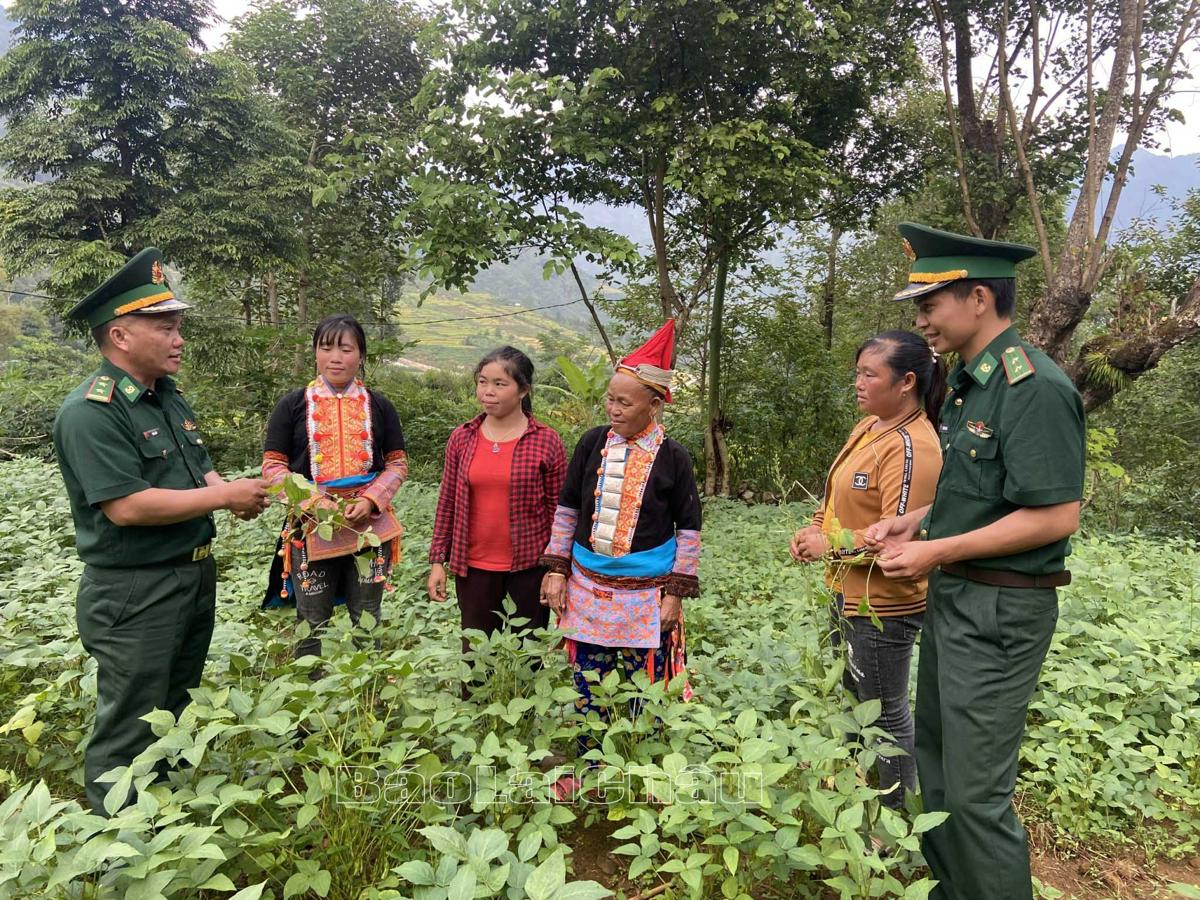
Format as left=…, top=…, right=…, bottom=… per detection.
left=539, top=321, right=701, bottom=781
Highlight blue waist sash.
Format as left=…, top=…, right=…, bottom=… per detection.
left=318, top=473, right=376, bottom=489
left=572, top=538, right=676, bottom=578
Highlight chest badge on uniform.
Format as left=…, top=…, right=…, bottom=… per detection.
left=182, top=419, right=197, bottom=431
left=142, top=428, right=160, bottom=440
left=966, top=420, right=993, bottom=438
left=852, top=472, right=869, bottom=490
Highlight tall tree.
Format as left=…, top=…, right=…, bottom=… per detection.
left=226, top=0, right=430, bottom=330
left=0, top=0, right=279, bottom=307
left=394, top=0, right=922, bottom=493
left=930, top=0, right=1200, bottom=406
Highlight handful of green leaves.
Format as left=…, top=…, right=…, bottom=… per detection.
left=268, top=473, right=383, bottom=577
left=821, top=514, right=874, bottom=565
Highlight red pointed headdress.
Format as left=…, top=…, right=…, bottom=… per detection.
left=617, top=319, right=675, bottom=402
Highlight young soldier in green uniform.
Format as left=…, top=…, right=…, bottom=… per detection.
left=53, top=248, right=269, bottom=814
left=866, top=224, right=1085, bottom=899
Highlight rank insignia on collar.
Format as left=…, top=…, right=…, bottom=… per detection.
left=182, top=419, right=197, bottom=431
left=966, top=420, right=993, bottom=438
left=971, top=351, right=998, bottom=385
left=117, top=375, right=143, bottom=402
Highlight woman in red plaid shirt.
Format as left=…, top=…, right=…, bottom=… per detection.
left=427, top=346, right=567, bottom=662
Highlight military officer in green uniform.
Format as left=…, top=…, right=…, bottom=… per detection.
left=53, top=248, right=269, bottom=814
left=866, top=224, right=1085, bottom=899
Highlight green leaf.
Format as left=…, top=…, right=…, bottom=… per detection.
left=518, top=830, right=543, bottom=862
left=911, top=812, right=950, bottom=834
left=524, top=847, right=566, bottom=900
left=128, top=871, right=175, bottom=900
left=555, top=883, right=613, bottom=900
left=466, top=828, right=508, bottom=862
left=420, top=825, right=468, bottom=860
left=197, top=874, right=238, bottom=892
left=396, top=860, right=436, bottom=885
left=447, top=865, right=476, bottom=900
left=735, top=708, right=757, bottom=737
left=852, top=698, right=881, bottom=728
left=903, top=878, right=940, bottom=899
left=229, top=884, right=267, bottom=900
left=723, top=845, right=739, bottom=874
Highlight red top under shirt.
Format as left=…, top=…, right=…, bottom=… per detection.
left=466, top=437, right=518, bottom=570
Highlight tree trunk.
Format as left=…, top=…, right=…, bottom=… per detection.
left=821, top=225, right=841, bottom=350
left=569, top=261, right=617, bottom=364
left=297, top=270, right=309, bottom=328
left=643, top=155, right=681, bottom=321
left=1026, top=0, right=1139, bottom=361
left=704, top=245, right=731, bottom=497
left=266, top=271, right=279, bottom=326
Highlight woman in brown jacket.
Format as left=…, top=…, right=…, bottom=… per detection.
left=790, top=330, right=944, bottom=808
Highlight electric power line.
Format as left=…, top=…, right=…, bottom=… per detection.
left=0, top=286, right=589, bottom=327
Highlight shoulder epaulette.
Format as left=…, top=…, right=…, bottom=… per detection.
left=85, top=375, right=115, bottom=403
left=1002, top=345, right=1036, bottom=384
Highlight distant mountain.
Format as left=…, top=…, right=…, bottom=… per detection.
left=1070, top=148, right=1199, bottom=235
left=391, top=288, right=592, bottom=371
left=1109, top=149, right=1200, bottom=232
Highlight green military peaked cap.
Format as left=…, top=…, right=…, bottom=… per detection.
left=66, top=248, right=190, bottom=329
left=892, top=222, right=1036, bottom=302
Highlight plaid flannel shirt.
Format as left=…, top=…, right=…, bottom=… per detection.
left=429, top=414, right=566, bottom=576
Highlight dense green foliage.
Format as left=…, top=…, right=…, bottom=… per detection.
left=1, top=457, right=1197, bottom=898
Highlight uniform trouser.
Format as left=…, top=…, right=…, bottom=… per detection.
left=915, top=570, right=1058, bottom=900
left=75, top=555, right=217, bottom=814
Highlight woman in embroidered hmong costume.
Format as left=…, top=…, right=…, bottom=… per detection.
left=261, top=314, right=408, bottom=659
left=790, top=330, right=943, bottom=808
left=539, top=321, right=701, bottom=748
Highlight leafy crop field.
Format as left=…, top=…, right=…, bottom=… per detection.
left=1, top=456, right=1198, bottom=899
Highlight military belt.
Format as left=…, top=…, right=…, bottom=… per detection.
left=940, top=562, right=1070, bottom=589
left=167, top=543, right=213, bottom=566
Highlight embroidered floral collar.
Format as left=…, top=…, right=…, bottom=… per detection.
left=607, top=421, right=664, bottom=454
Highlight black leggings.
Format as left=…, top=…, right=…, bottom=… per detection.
left=292, top=544, right=390, bottom=659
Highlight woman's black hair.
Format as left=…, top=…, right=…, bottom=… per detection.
left=474, top=346, right=535, bottom=415
left=312, top=314, right=367, bottom=356
left=855, top=330, right=947, bottom=429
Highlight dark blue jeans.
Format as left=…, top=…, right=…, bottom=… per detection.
left=831, top=597, right=924, bottom=809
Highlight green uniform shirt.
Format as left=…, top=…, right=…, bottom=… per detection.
left=925, top=325, right=1085, bottom=575
left=53, top=359, right=216, bottom=567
